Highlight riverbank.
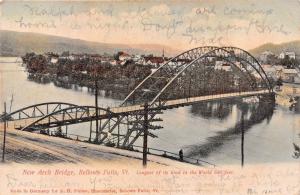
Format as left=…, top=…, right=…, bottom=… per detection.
left=0, top=126, right=198, bottom=168
left=22, top=52, right=152, bottom=100
left=275, top=83, right=300, bottom=109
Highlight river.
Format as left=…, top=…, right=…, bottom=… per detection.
left=0, top=57, right=299, bottom=166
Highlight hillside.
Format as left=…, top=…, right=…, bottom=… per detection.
left=249, top=40, right=300, bottom=58
left=1, top=30, right=299, bottom=58
left=0, top=30, right=180, bottom=57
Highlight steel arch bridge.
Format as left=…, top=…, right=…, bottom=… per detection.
left=121, top=46, right=272, bottom=107
left=1, top=46, right=274, bottom=148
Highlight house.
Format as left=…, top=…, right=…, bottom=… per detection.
left=279, top=51, right=296, bottom=59
left=120, top=60, right=127, bottom=66
left=215, top=61, right=224, bottom=69
left=261, top=64, right=273, bottom=69
left=62, top=54, right=80, bottom=61
left=282, top=68, right=298, bottom=82
left=151, top=68, right=158, bottom=73
left=101, top=56, right=112, bottom=63
left=221, top=64, right=232, bottom=71
left=142, top=56, right=166, bottom=67
left=215, top=61, right=231, bottom=71
left=132, top=55, right=141, bottom=62
left=50, top=57, right=58, bottom=64
left=262, top=64, right=276, bottom=79
left=109, top=60, right=118, bottom=66
left=90, top=54, right=103, bottom=61
left=45, top=52, right=59, bottom=64
left=119, top=52, right=131, bottom=61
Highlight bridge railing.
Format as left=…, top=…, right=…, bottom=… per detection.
left=131, top=145, right=216, bottom=167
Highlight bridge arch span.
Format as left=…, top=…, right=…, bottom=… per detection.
left=221, top=46, right=271, bottom=88
left=21, top=105, right=117, bottom=131
left=122, top=46, right=272, bottom=106
left=1, top=102, right=78, bottom=121
left=121, top=46, right=220, bottom=105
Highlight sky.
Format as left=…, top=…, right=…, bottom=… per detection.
left=1, top=0, right=300, bottom=51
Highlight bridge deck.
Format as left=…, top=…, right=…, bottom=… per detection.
left=5, top=90, right=270, bottom=130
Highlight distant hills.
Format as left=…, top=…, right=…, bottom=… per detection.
left=0, top=30, right=181, bottom=57
left=249, top=40, right=300, bottom=58
left=1, top=30, right=299, bottom=59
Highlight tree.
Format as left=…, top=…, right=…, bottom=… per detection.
left=61, top=51, right=70, bottom=56
left=21, top=52, right=36, bottom=64
left=280, top=56, right=297, bottom=68
left=26, top=54, right=47, bottom=73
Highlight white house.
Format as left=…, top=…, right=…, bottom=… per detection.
left=109, top=60, right=118, bottom=66
left=50, top=57, right=58, bottom=64
left=279, top=51, right=296, bottom=59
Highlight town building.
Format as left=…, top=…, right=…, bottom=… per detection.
left=279, top=51, right=296, bottom=59
left=215, top=61, right=232, bottom=71
left=143, top=56, right=165, bottom=67
left=282, top=68, right=298, bottom=82
left=261, top=64, right=277, bottom=79
left=119, top=52, right=131, bottom=61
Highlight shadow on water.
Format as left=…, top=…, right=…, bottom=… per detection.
left=190, top=99, right=235, bottom=121
left=185, top=97, right=275, bottom=158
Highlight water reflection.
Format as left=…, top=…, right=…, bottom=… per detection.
left=190, top=100, right=234, bottom=120
left=185, top=97, right=275, bottom=158
left=27, top=73, right=129, bottom=100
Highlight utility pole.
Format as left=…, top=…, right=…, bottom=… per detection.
left=9, top=94, right=13, bottom=113
left=188, top=76, right=192, bottom=100
left=143, top=103, right=149, bottom=167
left=94, top=72, right=99, bottom=143
left=117, top=116, right=120, bottom=148
left=241, top=111, right=244, bottom=167
left=2, top=102, right=7, bottom=163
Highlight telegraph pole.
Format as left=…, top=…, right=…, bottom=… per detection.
left=2, top=102, right=7, bottom=163
left=94, top=71, right=99, bottom=143
left=143, top=103, right=149, bottom=167
left=241, top=111, right=244, bottom=167
left=117, top=116, right=120, bottom=148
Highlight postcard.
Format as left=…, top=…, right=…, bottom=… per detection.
left=0, top=0, right=299, bottom=194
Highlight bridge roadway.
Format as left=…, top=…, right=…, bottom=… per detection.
left=4, top=89, right=270, bottom=131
